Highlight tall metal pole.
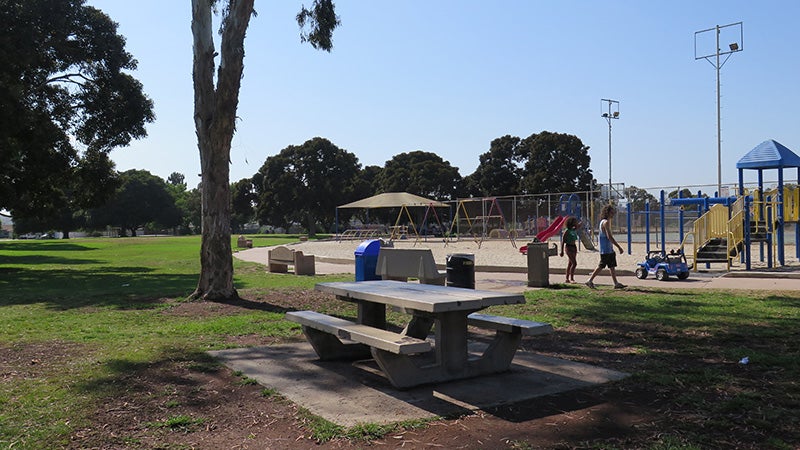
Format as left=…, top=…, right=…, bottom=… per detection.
left=608, top=116, right=612, bottom=200
left=601, top=99, right=619, bottom=202
left=695, top=22, right=743, bottom=196
left=715, top=25, right=722, bottom=195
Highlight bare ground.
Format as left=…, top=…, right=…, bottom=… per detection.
left=4, top=288, right=794, bottom=449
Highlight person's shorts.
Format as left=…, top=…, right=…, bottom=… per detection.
left=598, top=252, right=617, bottom=269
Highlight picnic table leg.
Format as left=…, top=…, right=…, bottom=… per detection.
left=370, top=311, right=472, bottom=388
left=301, top=326, right=372, bottom=361
left=473, top=330, right=523, bottom=371
left=367, top=310, right=526, bottom=389
left=436, top=311, right=469, bottom=373
left=370, top=349, right=426, bottom=389
left=356, top=301, right=386, bottom=329
left=402, top=316, right=434, bottom=339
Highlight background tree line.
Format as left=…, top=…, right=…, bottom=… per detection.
left=12, top=131, right=605, bottom=238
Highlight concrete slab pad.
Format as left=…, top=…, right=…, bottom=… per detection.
left=210, top=343, right=628, bottom=427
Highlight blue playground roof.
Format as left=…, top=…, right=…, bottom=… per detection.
left=736, top=139, right=800, bottom=170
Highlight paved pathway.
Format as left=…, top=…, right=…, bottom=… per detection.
left=235, top=247, right=800, bottom=293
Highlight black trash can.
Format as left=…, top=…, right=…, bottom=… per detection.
left=354, top=239, right=382, bottom=281
left=446, top=253, right=475, bottom=289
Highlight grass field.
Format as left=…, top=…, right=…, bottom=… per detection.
left=1, top=236, right=799, bottom=449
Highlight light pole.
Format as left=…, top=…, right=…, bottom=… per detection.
left=695, top=22, right=743, bottom=195
left=601, top=99, right=619, bottom=202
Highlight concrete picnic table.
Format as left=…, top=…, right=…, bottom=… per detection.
left=288, top=280, right=551, bottom=388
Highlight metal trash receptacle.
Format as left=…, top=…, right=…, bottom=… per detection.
left=446, top=253, right=475, bottom=289
left=354, top=239, right=383, bottom=281
left=527, top=242, right=549, bottom=287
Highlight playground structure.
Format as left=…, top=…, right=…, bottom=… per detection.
left=667, top=186, right=799, bottom=271
left=333, top=141, right=798, bottom=273
left=444, top=193, right=600, bottom=252
left=445, top=197, right=516, bottom=248
left=508, top=194, right=595, bottom=255
left=630, top=140, right=800, bottom=271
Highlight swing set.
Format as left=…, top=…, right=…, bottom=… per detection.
left=445, top=197, right=516, bottom=248
left=390, top=202, right=448, bottom=244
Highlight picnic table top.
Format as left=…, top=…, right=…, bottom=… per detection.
left=315, top=280, right=524, bottom=313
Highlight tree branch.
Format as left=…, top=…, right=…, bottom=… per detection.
left=45, top=73, right=94, bottom=86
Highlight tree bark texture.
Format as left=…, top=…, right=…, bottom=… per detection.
left=191, top=0, right=254, bottom=301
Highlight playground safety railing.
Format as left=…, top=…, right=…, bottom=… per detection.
left=700, top=204, right=730, bottom=243
left=751, top=188, right=786, bottom=227
left=728, top=196, right=745, bottom=266
left=686, top=204, right=734, bottom=271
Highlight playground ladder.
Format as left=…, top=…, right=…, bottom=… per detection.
left=683, top=203, right=741, bottom=271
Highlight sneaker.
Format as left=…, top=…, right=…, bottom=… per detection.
left=585, top=280, right=596, bottom=289
left=614, top=283, right=627, bottom=289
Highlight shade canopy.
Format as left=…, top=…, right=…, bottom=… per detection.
left=338, top=192, right=448, bottom=209
left=736, top=139, right=800, bottom=170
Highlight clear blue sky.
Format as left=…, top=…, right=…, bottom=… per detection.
left=89, top=0, right=800, bottom=194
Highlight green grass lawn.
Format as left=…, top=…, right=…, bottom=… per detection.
left=0, top=235, right=350, bottom=448
left=1, top=236, right=799, bottom=449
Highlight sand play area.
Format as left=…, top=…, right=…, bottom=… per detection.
left=272, top=237, right=798, bottom=274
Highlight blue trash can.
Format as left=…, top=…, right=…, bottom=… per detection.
left=355, top=239, right=383, bottom=281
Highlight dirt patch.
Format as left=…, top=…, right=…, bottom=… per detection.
left=1, top=341, right=89, bottom=382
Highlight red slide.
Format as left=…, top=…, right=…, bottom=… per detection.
left=535, top=215, right=567, bottom=242
left=519, top=216, right=567, bottom=255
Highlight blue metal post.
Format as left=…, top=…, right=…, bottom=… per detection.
left=660, top=190, right=666, bottom=253
left=744, top=195, right=752, bottom=270
left=645, top=202, right=651, bottom=254
left=626, top=202, right=631, bottom=254
left=766, top=200, right=773, bottom=268
left=777, top=170, right=785, bottom=265
left=678, top=189, right=685, bottom=245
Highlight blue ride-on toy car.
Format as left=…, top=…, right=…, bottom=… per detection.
left=635, top=249, right=690, bottom=281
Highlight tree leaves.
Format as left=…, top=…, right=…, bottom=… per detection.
left=254, top=137, right=360, bottom=234
left=296, top=0, right=341, bottom=52
left=377, top=151, right=462, bottom=200
left=1, top=0, right=154, bottom=221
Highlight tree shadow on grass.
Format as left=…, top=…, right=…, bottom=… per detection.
left=0, top=267, right=197, bottom=310
left=74, top=348, right=224, bottom=406
left=0, top=254, right=103, bottom=266
left=0, top=241, right=97, bottom=252
left=215, top=296, right=289, bottom=314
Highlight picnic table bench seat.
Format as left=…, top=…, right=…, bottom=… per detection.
left=467, top=313, right=554, bottom=336
left=268, top=246, right=315, bottom=276
left=285, top=310, right=432, bottom=357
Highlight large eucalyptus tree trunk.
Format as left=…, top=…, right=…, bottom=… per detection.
left=190, top=0, right=254, bottom=301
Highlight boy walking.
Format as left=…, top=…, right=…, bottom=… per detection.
left=586, top=204, right=626, bottom=289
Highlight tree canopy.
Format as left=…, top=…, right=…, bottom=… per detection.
left=518, top=131, right=593, bottom=194
left=377, top=151, right=462, bottom=200
left=624, top=186, right=658, bottom=211
left=0, top=0, right=154, bottom=219
left=464, top=135, right=524, bottom=197
left=253, top=137, right=360, bottom=235
left=90, top=170, right=181, bottom=236
left=230, top=178, right=256, bottom=233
